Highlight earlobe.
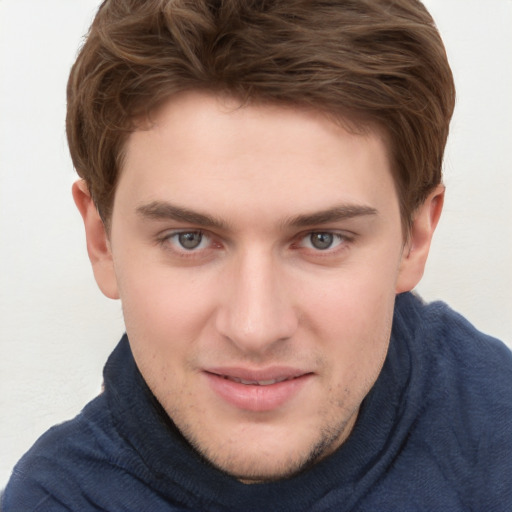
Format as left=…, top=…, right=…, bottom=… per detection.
left=395, top=185, right=444, bottom=294
left=72, top=180, right=120, bottom=300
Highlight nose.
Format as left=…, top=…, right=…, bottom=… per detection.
left=215, top=249, right=299, bottom=356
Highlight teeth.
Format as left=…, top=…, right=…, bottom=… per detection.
left=224, top=376, right=292, bottom=386
left=239, top=378, right=262, bottom=385
left=257, top=379, right=279, bottom=386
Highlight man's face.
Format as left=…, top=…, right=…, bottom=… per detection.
left=106, top=91, right=408, bottom=481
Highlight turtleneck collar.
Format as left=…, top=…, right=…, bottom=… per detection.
left=103, top=292, right=425, bottom=512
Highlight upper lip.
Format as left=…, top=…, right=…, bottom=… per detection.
left=204, top=366, right=312, bottom=384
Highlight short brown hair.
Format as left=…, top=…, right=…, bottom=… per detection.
left=66, top=0, right=455, bottom=229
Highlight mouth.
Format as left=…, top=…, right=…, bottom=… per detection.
left=218, top=375, right=299, bottom=386
left=204, top=368, right=313, bottom=412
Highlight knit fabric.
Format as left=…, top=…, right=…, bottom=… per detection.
left=3, top=292, right=512, bottom=511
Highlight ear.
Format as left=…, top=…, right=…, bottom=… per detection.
left=72, top=180, right=119, bottom=299
left=395, top=185, right=444, bottom=293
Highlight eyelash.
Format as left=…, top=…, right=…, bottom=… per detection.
left=157, top=230, right=354, bottom=258
left=157, top=230, right=216, bottom=257
left=294, top=232, right=351, bottom=252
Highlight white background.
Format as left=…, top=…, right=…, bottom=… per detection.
left=1, top=0, right=511, bottom=489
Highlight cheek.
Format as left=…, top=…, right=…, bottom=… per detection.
left=302, top=264, right=397, bottom=334
left=299, top=265, right=397, bottom=382
left=117, top=267, right=217, bottom=399
left=115, top=260, right=217, bottom=350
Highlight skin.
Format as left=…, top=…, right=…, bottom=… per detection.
left=74, top=91, right=443, bottom=483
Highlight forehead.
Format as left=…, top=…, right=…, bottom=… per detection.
left=115, top=91, right=398, bottom=227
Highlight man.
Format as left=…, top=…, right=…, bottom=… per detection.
left=3, top=0, right=511, bottom=510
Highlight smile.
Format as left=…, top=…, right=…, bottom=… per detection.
left=204, top=369, right=313, bottom=412
left=221, top=375, right=295, bottom=386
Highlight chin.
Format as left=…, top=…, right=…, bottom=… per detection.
left=208, top=449, right=317, bottom=484
left=187, top=418, right=352, bottom=483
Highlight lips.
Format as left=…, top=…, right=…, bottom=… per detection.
left=204, top=367, right=312, bottom=412
left=220, top=375, right=295, bottom=386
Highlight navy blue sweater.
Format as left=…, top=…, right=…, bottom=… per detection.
left=3, top=292, right=512, bottom=511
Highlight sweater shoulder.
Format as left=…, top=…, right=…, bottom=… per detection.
left=391, top=293, right=512, bottom=509
left=3, top=375, right=194, bottom=511
left=2, top=393, right=136, bottom=510
left=401, top=293, right=512, bottom=429
left=397, top=292, right=512, bottom=381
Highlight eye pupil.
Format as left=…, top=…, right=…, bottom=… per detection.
left=310, top=232, right=333, bottom=250
left=178, top=232, right=203, bottom=249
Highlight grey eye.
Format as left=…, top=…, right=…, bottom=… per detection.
left=309, top=232, right=334, bottom=250
left=178, top=232, right=203, bottom=250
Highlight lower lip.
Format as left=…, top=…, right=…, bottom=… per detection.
left=204, top=372, right=312, bottom=412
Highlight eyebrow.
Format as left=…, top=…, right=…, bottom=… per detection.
left=284, top=204, right=378, bottom=228
left=136, top=200, right=378, bottom=230
left=136, top=201, right=229, bottom=230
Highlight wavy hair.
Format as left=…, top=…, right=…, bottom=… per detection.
left=66, top=0, right=455, bottom=230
